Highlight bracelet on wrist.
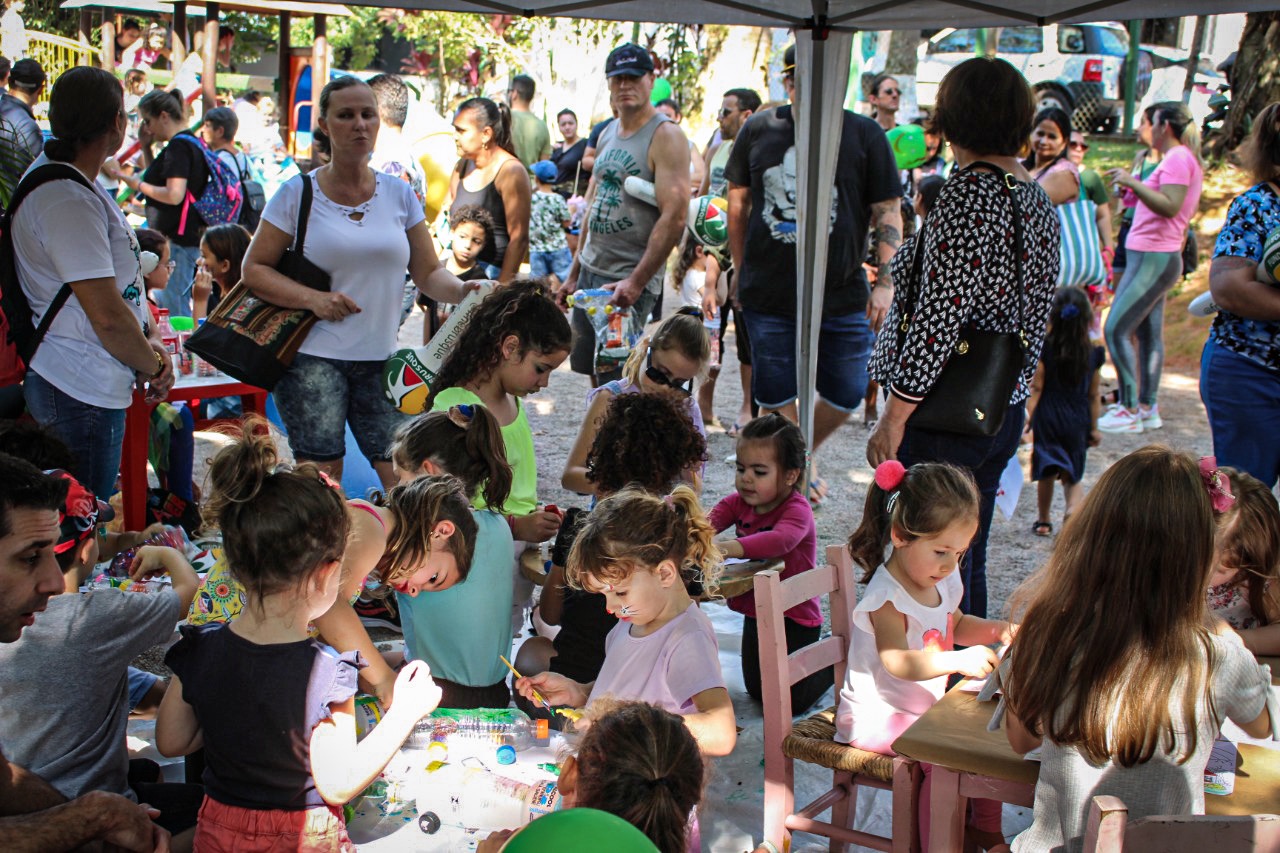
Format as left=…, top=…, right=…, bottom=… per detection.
left=149, top=350, right=166, bottom=378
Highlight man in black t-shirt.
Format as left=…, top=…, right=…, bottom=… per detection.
left=725, top=45, right=902, bottom=499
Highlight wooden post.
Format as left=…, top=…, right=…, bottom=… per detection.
left=100, top=8, right=116, bottom=72
left=173, top=2, right=187, bottom=68
left=311, top=14, right=327, bottom=134
left=78, top=10, right=92, bottom=46
left=278, top=11, right=291, bottom=146
left=202, top=2, right=219, bottom=114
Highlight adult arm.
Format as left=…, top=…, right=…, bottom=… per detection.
left=687, top=140, right=706, bottom=195
left=727, top=183, right=750, bottom=279
left=870, top=601, right=998, bottom=681
left=698, top=141, right=720, bottom=196
left=556, top=176, right=596, bottom=306
left=0, top=788, right=169, bottom=853
left=561, top=388, right=612, bottom=495
left=241, top=219, right=361, bottom=322
left=605, top=123, right=690, bottom=309
left=1210, top=256, right=1280, bottom=321
left=407, top=220, right=469, bottom=304
left=1093, top=199, right=1115, bottom=252
left=1039, top=169, right=1079, bottom=206
left=72, top=277, right=170, bottom=382
left=494, top=158, right=531, bottom=283
left=683, top=686, right=737, bottom=756
left=0, top=747, right=65, bottom=816
left=867, top=198, right=904, bottom=332
left=1024, top=361, right=1045, bottom=431
left=1107, top=167, right=1187, bottom=219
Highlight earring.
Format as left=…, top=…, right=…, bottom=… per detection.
left=483, top=140, right=490, bottom=151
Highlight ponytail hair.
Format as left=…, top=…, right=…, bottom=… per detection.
left=1147, top=100, right=1201, bottom=163
left=573, top=700, right=705, bottom=853
left=621, top=306, right=710, bottom=387
left=390, top=404, right=513, bottom=511
left=202, top=417, right=350, bottom=603
left=44, top=66, right=123, bottom=162
left=1046, top=286, right=1093, bottom=389
left=847, top=462, right=980, bottom=582
left=138, top=87, right=186, bottom=124
left=455, top=97, right=517, bottom=160
left=370, top=475, right=478, bottom=587
left=566, top=484, right=722, bottom=595
left=314, top=75, right=371, bottom=155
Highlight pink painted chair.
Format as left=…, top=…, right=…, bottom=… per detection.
left=754, top=544, right=922, bottom=853
left=1083, top=795, right=1280, bottom=851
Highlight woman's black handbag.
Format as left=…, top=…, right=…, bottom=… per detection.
left=897, top=163, right=1029, bottom=438
left=185, top=174, right=330, bottom=390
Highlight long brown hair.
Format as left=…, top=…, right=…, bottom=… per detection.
left=1238, top=101, right=1280, bottom=186
left=572, top=700, right=705, bottom=853
left=847, top=462, right=979, bottom=583
left=1005, top=446, right=1218, bottom=767
left=1214, top=468, right=1280, bottom=627
left=390, top=404, right=512, bottom=511
left=566, top=485, right=721, bottom=594
left=371, top=475, right=478, bottom=587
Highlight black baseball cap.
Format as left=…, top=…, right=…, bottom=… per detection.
left=10, top=59, right=45, bottom=89
left=606, top=43, right=654, bottom=78
left=782, top=45, right=796, bottom=76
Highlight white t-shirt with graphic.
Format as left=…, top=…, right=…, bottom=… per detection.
left=14, top=155, right=146, bottom=409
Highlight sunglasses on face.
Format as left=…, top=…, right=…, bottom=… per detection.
left=645, top=352, right=693, bottom=395
left=719, top=108, right=737, bottom=118
left=880, top=88, right=901, bottom=96
left=1069, top=141, right=1089, bottom=151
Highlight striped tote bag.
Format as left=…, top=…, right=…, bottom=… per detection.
left=1056, top=197, right=1107, bottom=289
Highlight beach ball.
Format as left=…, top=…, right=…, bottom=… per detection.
left=886, top=124, right=927, bottom=171
left=382, top=348, right=431, bottom=415
left=1259, top=226, right=1280, bottom=285
left=650, top=78, right=672, bottom=105
left=502, top=809, right=659, bottom=852
left=687, top=195, right=729, bottom=248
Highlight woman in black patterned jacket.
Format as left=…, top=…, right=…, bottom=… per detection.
left=866, top=58, right=1060, bottom=619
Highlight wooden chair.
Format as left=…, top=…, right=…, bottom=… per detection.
left=1084, top=796, right=1280, bottom=852
left=755, top=544, right=922, bottom=853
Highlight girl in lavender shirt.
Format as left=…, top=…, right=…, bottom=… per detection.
left=516, top=486, right=737, bottom=757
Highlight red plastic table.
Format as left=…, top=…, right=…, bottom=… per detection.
left=120, top=374, right=267, bottom=531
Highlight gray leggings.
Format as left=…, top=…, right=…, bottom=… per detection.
left=1104, top=248, right=1182, bottom=409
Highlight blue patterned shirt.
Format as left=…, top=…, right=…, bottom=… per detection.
left=1211, top=182, right=1280, bottom=371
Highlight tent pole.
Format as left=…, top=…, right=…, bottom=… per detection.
left=203, top=2, right=219, bottom=115
left=312, top=15, right=328, bottom=135
left=173, top=2, right=187, bottom=69
left=1123, top=19, right=1139, bottom=135
left=101, top=8, right=116, bottom=72
left=278, top=11, right=291, bottom=148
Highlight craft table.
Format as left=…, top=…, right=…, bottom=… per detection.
left=519, top=549, right=780, bottom=600
left=120, top=374, right=268, bottom=530
left=893, top=685, right=1280, bottom=852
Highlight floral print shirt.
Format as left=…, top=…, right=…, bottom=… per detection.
left=1211, top=182, right=1280, bottom=372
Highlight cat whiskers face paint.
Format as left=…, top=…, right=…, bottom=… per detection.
left=618, top=605, right=638, bottom=618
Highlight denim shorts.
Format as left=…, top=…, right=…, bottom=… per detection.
left=127, top=666, right=160, bottom=710
left=569, top=268, right=660, bottom=377
left=273, top=353, right=407, bottom=463
left=741, top=309, right=872, bottom=412
left=530, top=247, right=574, bottom=283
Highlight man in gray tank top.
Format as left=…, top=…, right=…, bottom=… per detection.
left=560, top=43, right=691, bottom=384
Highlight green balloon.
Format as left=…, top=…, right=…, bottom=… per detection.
left=650, top=77, right=672, bottom=104
left=501, top=809, right=659, bottom=852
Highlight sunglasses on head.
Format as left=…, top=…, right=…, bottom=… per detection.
left=645, top=351, right=693, bottom=395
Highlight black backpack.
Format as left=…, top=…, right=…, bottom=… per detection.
left=228, top=151, right=264, bottom=231
left=0, top=163, right=97, bottom=393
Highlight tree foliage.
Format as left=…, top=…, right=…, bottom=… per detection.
left=1208, top=12, right=1280, bottom=161
left=638, top=23, right=728, bottom=119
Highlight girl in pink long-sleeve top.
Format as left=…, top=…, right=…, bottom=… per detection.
left=708, top=414, right=824, bottom=713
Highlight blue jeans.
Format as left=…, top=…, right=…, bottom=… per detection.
left=742, top=309, right=872, bottom=412
left=154, top=243, right=202, bottom=319
left=897, top=403, right=1026, bottom=619
left=23, top=370, right=126, bottom=500
left=1201, top=339, right=1280, bottom=489
left=530, top=247, right=573, bottom=283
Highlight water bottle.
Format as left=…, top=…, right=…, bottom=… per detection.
left=415, top=764, right=561, bottom=835
left=703, top=315, right=721, bottom=368
left=409, top=708, right=535, bottom=755
left=107, top=526, right=190, bottom=578
left=157, top=309, right=179, bottom=374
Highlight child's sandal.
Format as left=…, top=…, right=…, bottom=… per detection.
left=1032, top=520, right=1053, bottom=537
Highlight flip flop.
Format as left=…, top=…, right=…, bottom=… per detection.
left=1032, top=521, right=1053, bottom=537
left=726, top=421, right=744, bottom=438
left=807, top=477, right=829, bottom=509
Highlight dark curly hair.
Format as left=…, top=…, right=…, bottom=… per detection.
left=431, top=278, right=572, bottom=393
left=586, top=392, right=707, bottom=495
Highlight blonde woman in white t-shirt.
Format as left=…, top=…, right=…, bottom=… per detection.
left=16, top=67, right=174, bottom=499
left=242, top=76, right=473, bottom=490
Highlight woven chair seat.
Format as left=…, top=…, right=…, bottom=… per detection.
left=782, top=706, right=897, bottom=781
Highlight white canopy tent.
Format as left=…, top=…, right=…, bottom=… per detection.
left=276, top=0, right=1264, bottom=446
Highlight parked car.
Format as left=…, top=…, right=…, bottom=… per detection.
left=869, top=24, right=1153, bottom=133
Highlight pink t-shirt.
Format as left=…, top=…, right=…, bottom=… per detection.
left=588, top=603, right=725, bottom=716
left=1124, top=145, right=1203, bottom=253
left=709, top=490, right=820, bottom=626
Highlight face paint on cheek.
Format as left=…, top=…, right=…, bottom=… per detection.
left=618, top=605, right=638, bottom=617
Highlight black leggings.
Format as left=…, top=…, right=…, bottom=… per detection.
left=741, top=615, right=831, bottom=716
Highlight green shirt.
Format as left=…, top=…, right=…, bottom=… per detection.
left=1080, top=168, right=1109, bottom=207
left=510, top=110, right=551, bottom=169
left=431, top=386, right=538, bottom=516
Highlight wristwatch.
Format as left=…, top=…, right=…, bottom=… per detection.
left=150, top=349, right=166, bottom=378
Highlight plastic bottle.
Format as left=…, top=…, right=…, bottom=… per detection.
left=415, top=765, right=561, bottom=835
left=704, top=314, right=721, bottom=368
left=157, top=309, right=179, bottom=374
left=410, top=708, right=536, bottom=754
left=108, top=526, right=190, bottom=579
left=192, top=319, right=215, bottom=377
left=170, top=316, right=195, bottom=376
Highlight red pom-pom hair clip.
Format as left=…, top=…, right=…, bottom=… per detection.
left=874, top=460, right=907, bottom=491
left=1199, top=456, right=1236, bottom=513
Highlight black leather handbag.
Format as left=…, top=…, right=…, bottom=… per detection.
left=897, top=163, right=1029, bottom=438
left=185, top=174, right=330, bottom=390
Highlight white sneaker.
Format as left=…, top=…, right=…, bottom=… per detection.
left=1097, top=404, right=1144, bottom=434
left=1139, top=405, right=1163, bottom=430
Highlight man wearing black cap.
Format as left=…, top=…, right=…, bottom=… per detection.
left=0, top=56, right=11, bottom=92
left=560, top=42, right=691, bottom=385
left=726, top=44, right=903, bottom=500
left=0, top=454, right=170, bottom=852
left=0, top=57, right=44, bottom=187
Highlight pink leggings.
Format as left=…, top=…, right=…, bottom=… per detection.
left=850, top=720, right=1002, bottom=849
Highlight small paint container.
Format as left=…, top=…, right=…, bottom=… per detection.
left=496, top=744, right=517, bottom=765
left=426, top=741, right=448, bottom=762
left=534, top=718, right=550, bottom=747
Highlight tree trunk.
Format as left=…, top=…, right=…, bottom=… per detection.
left=885, top=29, right=919, bottom=76
left=1209, top=12, right=1280, bottom=160
left=1182, top=15, right=1207, bottom=104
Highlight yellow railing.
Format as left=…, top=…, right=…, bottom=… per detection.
left=24, top=30, right=95, bottom=87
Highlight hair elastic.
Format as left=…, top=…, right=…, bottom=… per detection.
left=447, top=404, right=474, bottom=428
left=1199, top=456, right=1236, bottom=512
left=663, top=493, right=676, bottom=510
left=1060, top=304, right=1080, bottom=319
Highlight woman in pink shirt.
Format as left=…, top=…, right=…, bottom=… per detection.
left=1100, top=102, right=1203, bottom=434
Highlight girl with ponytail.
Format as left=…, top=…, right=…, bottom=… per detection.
left=515, top=485, right=737, bottom=758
